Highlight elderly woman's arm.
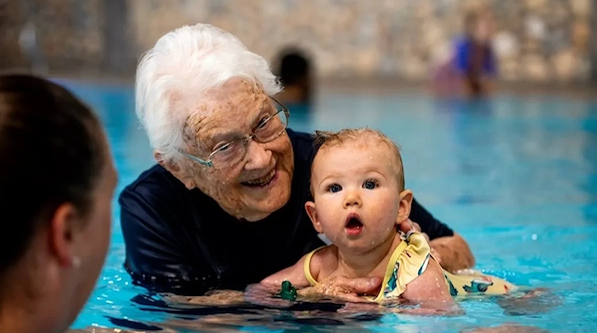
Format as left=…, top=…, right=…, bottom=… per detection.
left=407, top=198, right=475, bottom=272
left=429, top=233, right=475, bottom=272
left=119, top=188, right=214, bottom=296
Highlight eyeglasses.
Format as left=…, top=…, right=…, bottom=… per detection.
left=178, top=96, right=290, bottom=169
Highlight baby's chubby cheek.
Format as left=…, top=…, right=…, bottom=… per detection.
left=375, top=197, right=400, bottom=221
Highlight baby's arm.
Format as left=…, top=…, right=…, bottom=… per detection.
left=400, top=257, right=459, bottom=314
left=261, top=253, right=318, bottom=289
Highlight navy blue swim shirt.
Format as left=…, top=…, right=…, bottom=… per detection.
left=119, top=129, right=454, bottom=295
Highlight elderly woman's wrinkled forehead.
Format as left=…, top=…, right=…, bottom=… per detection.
left=182, top=78, right=268, bottom=144
left=205, top=78, right=264, bottom=101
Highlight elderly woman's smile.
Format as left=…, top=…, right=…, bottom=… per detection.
left=242, top=167, right=278, bottom=187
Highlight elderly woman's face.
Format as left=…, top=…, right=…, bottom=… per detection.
left=175, top=78, right=294, bottom=221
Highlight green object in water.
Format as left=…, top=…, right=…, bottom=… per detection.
left=280, top=280, right=297, bottom=301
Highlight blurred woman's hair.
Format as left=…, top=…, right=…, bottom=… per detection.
left=464, top=11, right=479, bottom=35
left=0, top=74, right=105, bottom=289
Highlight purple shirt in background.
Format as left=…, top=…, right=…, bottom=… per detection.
left=453, top=36, right=497, bottom=77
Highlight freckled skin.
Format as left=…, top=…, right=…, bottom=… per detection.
left=162, top=78, right=294, bottom=222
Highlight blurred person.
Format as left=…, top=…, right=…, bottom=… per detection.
left=455, top=10, right=498, bottom=97
left=274, top=47, right=313, bottom=106
left=432, top=9, right=497, bottom=98
left=0, top=74, right=117, bottom=333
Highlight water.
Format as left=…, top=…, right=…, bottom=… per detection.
left=61, top=79, right=597, bottom=333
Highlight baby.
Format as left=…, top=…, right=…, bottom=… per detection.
left=262, top=128, right=516, bottom=310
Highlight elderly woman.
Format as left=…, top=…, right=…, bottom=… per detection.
left=0, top=74, right=117, bottom=333
left=120, top=23, right=475, bottom=298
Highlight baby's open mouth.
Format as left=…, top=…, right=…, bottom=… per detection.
left=345, top=213, right=363, bottom=236
left=242, top=169, right=276, bottom=187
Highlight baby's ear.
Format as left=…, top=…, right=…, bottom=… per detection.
left=396, top=190, right=413, bottom=224
left=305, top=201, right=323, bottom=233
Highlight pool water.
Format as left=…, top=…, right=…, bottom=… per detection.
left=62, top=79, right=597, bottom=333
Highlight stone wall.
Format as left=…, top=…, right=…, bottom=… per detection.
left=0, top=0, right=27, bottom=69
left=0, top=0, right=135, bottom=76
left=5, top=0, right=107, bottom=74
left=0, top=0, right=593, bottom=83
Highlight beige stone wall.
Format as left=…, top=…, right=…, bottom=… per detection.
left=0, top=0, right=593, bottom=83
left=4, top=0, right=106, bottom=73
left=129, top=0, right=593, bottom=82
left=0, top=0, right=28, bottom=69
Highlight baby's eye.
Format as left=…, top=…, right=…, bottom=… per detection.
left=363, top=179, right=378, bottom=190
left=326, top=183, right=342, bottom=193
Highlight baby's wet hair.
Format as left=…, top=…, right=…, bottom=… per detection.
left=311, top=128, right=405, bottom=191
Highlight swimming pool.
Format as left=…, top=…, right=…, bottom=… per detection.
left=63, top=79, right=597, bottom=332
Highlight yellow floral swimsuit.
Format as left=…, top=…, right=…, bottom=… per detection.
left=303, top=231, right=517, bottom=303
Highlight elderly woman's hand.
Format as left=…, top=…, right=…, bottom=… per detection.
left=398, top=218, right=426, bottom=238
left=162, top=290, right=246, bottom=306
left=297, top=276, right=382, bottom=303
left=398, top=218, right=476, bottom=272
left=397, top=219, right=442, bottom=265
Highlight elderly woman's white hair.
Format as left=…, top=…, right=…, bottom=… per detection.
left=135, top=23, right=282, bottom=161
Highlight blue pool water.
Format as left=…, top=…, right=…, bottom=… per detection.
left=62, top=79, right=597, bottom=332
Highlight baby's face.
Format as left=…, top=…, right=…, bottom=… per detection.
left=308, top=138, right=404, bottom=253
